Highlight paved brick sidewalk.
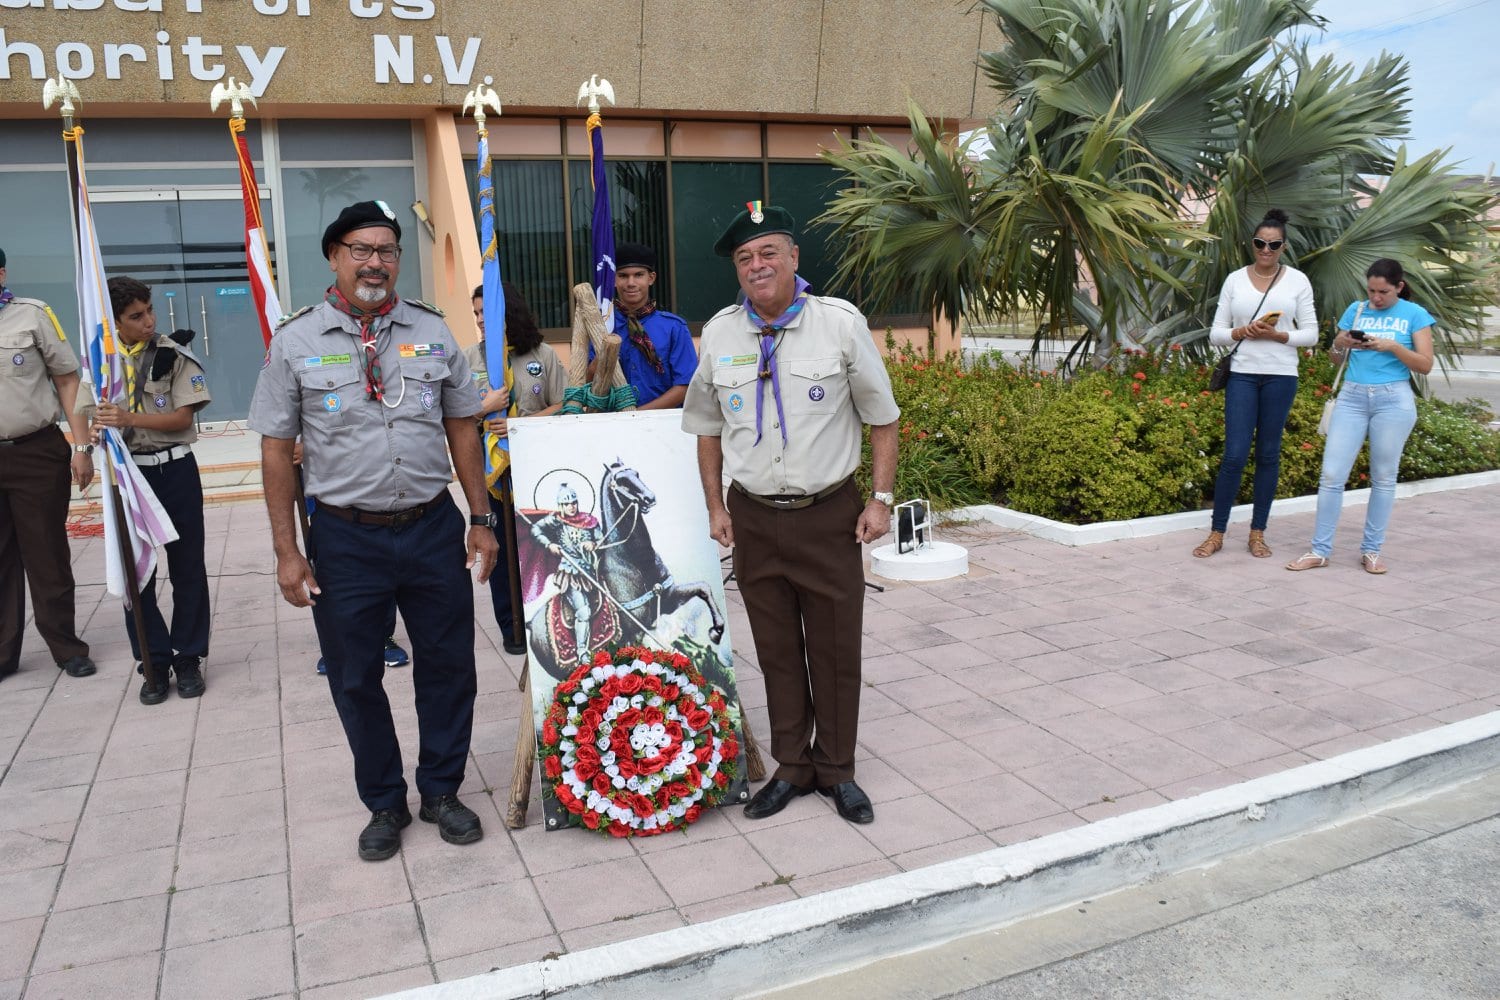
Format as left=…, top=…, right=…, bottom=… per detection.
left=2, top=485, right=1496, bottom=999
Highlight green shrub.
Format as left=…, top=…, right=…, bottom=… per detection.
left=874, top=341, right=1500, bottom=524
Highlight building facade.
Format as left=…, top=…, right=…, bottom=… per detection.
left=0, top=1, right=992, bottom=418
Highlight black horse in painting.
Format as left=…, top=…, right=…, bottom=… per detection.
left=527, top=459, right=728, bottom=686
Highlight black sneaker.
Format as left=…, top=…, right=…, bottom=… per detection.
left=173, top=656, right=205, bottom=698
left=358, top=806, right=412, bottom=861
left=501, top=635, right=526, bottom=656
left=57, top=655, right=97, bottom=678
left=419, top=793, right=484, bottom=845
left=137, top=663, right=170, bottom=706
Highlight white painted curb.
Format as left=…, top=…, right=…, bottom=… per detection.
left=947, top=469, right=1500, bottom=546
left=377, top=712, right=1500, bottom=1000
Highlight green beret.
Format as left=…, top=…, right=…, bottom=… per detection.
left=713, top=204, right=795, bottom=257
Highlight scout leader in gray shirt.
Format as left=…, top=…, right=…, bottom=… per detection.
left=249, top=201, right=498, bottom=861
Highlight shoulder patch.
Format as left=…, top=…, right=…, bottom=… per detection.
left=276, top=304, right=317, bottom=329
left=407, top=299, right=446, bottom=317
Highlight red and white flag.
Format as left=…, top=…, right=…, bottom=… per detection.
left=230, top=118, right=282, bottom=345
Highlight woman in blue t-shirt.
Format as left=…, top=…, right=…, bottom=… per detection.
left=1287, top=259, right=1434, bottom=574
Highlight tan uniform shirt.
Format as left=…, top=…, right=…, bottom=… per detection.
left=681, top=295, right=900, bottom=496
left=462, top=341, right=565, bottom=416
left=118, top=336, right=211, bottom=452
left=249, top=299, right=479, bottom=510
left=0, top=297, right=78, bottom=439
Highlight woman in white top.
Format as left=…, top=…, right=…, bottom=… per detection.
left=1193, top=209, right=1319, bottom=559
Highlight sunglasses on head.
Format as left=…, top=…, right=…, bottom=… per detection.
left=1252, top=238, right=1286, bottom=251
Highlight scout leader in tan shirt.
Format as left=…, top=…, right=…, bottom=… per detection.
left=0, top=248, right=97, bottom=680
left=88, top=276, right=213, bottom=706
left=682, top=204, right=899, bottom=827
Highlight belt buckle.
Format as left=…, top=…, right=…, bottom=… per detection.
left=389, top=505, right=422, bottom=528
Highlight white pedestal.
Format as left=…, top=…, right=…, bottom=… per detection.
left=870, top=540, right=969, bottom=582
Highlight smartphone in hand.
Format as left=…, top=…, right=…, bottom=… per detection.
left=1349, top=330, right=1368, bottom=341
left=1256, top=310, right=1283, bottom=326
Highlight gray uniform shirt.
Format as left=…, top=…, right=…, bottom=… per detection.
left=681, top=294, right=900, bottom=496
left=248, top=299, right=480, bottom=510
left=462, top=341, right=565, bottom=416
left=0, top=297, right=78, bottom=439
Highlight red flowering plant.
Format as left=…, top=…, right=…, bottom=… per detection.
left=537, top=645, right=740, bottom=837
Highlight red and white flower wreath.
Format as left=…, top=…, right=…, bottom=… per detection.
left=538, top=645, right=740, bottom=837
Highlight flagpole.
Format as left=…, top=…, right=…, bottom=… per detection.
left=46, top=79, right=160, bottom=691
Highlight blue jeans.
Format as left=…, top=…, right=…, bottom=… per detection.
left=1310, top=381, right=1417, bottom=557
left=1211, top=372, right=1299, bottom=532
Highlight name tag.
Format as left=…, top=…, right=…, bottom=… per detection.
left=399, top=343, right=447, bottom=358
left=303, top=353, right=352, bottom=367
left=718, top=354, right=758, bottom=366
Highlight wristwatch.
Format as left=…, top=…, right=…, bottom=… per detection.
left=871, top=491, right=895, bottom=508
left=73, top=444, right=93, bottom=455
left=469, top=513, right=498, bottom=528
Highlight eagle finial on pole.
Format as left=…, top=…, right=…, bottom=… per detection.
left=209, top=78, right=257, bottom=120
left=575, top=75, right=616, bottom=116
left=462, top=84, right=503, bottom=134
left=42, top=77, right=83, bottom=126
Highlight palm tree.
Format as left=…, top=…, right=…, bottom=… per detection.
left=818, top=0, right=1498, bottom=367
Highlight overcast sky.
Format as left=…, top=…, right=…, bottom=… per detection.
left=1299, top=0, right=1497, bottom=174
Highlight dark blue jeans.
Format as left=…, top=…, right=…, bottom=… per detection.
left=1211, top=372, right=1299, bottom=532
left=309, top=491, right=477, bottom=812
left=125, top=452, right=210, bottom=666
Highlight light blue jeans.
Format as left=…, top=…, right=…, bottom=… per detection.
left=1310, top=380, right=1417, bottom=557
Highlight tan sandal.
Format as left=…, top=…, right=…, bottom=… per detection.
left=1285, top=552, right=1328, bottom=571
left=1247, top=530, right=1272, bottom=558
left=1192, top=531, right=1224, bottom=558
left=1361, top=552, right=1388, bottom=575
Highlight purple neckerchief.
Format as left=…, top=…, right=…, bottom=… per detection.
left=743, top=276, right=810, bottom=446
left=0, top=287, right=13, bottom=309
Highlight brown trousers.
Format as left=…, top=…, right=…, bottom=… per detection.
left=0, top=425, right=88, bottom=675
left=729, top=478, right=866, bottom=786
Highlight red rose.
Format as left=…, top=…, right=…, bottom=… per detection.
left=694, top=744, right=714, bottom=765
left=600, top=678, right=621, bottom=700
left=557, top=680, right=578, bottom=697
left=661, top=684, right=680, bottom=702
left=643, top=675, right=663, bottom=694
left=669, top=652, right=690, bottom=669
left=637, top=753, right=668, bottom=775
left=714, top=770, right=729, bottom=788
left=541, top=720, right=559, bottom=745
left=581, top=707, right=603, bottom=732
left=666, top=722, right=684, bottom=743
left=575, top=758, right=599, bottom=782
left=582, top=811, right=601, bottom=830
left=685, top=805, right=702, bottom=824
left=592, top=773, right=612, bottom=797
left=576, top=743, right=600, bottom=767
left=544, top=755, right=562, bottom=779
left=631, top=794, right=654, bottom=819
left=655, top=788, right=671, bottom=809
left=677, top=697, right=694, bottom=716
left=722, top=738, right=740, bottom=759
left=637, top=649, right=655, bottom=664
left=618, top=673, right=645, bottom=696
left=593, top=649, right=612, bottom=666
left=608, top=823, right=630, bottom=838
left=686, top=708, right=711, bottom=731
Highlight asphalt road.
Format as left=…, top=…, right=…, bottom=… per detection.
left=761, top=772, right=1500, bottom=1000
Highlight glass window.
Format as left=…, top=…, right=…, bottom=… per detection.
left=463, top=158, right=570, bottom=329
left=670, top=122, right=761, bottom=159
left=88, top=167, right=254, bottom=189
left=4, top=120, right=78, bottom=165
left=768, top=162, right=849, bottom=300
left=564, top=120, right=666, bottom=158
left=77, top=119, right=260, bottom=163
left=457, top=118, right=562, bottom=158
left=567, top=159, right=670, bottom=312
left=767, top=124, right=852, bottom=160
left=669, top=161, right=762, bottom=322
left=279, top=120, right=412, bottom=162
left=279, top=165, right=422, bottom=308
left=0, top=169, right=81, bottom=344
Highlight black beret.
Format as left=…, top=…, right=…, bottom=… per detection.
left=322, top=200, right=402, bottom=259
left=713, top=204, right=795, bottom=257
left=616, top=242, right=658, bottom=272
left=0, top=247, right=6, bottom=269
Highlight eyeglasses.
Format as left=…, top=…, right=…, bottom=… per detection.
left=338, top=241, right=402, bottom=263
left=1251, top=238, right=1286, bottom=251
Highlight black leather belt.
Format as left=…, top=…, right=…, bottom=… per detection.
left=0, top=426, right=54, bottom=447
left=730, top=476, right=851, bottom=511
left=316, top=493, right=446, bottom=527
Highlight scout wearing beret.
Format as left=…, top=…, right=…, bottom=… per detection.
left=682, top=202, right=901, bottom=825
left=88, top=275, right=213, bottom=704
left=0, top=247, right=97, bottom=682
left=250, top=199, right=498, bottom=861
left=600, top=241, right=697, bottom=409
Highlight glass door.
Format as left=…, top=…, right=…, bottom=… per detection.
left=91, top=188, right=277, bottom=422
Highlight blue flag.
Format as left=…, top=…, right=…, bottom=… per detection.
left=476, top=128, right=515, bottom=497
left=587, top=111, right=615, bottom=328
